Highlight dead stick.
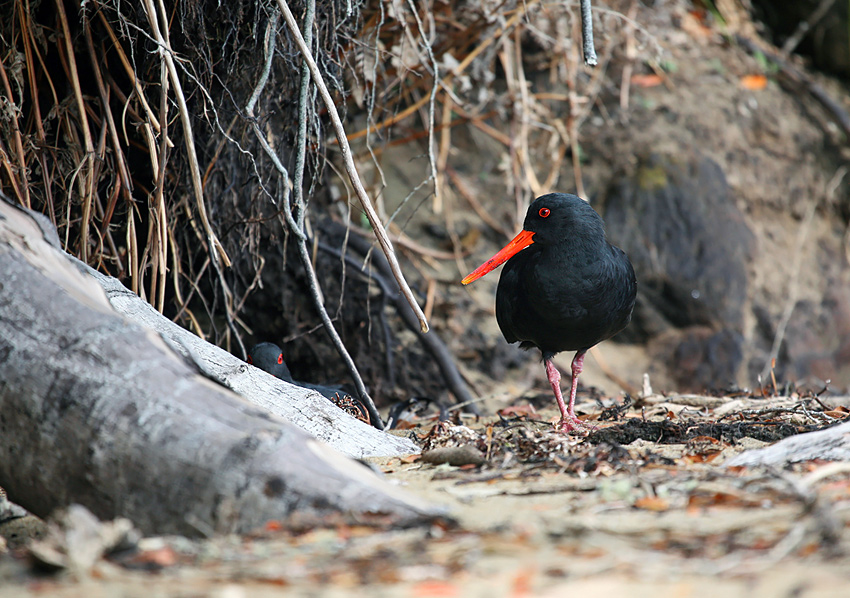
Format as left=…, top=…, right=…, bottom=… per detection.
left=140, top=0, right=230, bottom=269
left=0, top=50, right=30, bottom=208
left=288, top=1, right=384, bottom=429
left=580, top=0, right=598, bottom=66
left=55, top=0, right=95, bottom=261
left=276, top=0, right=429, bottom=333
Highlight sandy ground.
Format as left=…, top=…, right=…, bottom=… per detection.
left=3, top=389, right=849, bottom=598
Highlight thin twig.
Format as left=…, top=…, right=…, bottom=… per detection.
left=760, top=182, right=820, bottom=381
left=152, top=25, right=170, bottom=313
left=0, top=139, right=24, bottom=207
left=83, top=19, right=132, bottom=276
left=287, top=0, right=384, bottom=429
left=276, top=0, right=430, bottom=333
left=579, top=0, right=598, bottom=66
left=0, top=50, right=30, bottom=208
left=565, top=18, right=586, bottom=198
left=56, top=0, right=95, bottom=261
left=97, top=9, right=161, bottom=133
left=515, top=27, right=543, bottom=197
left=781, top=0, right=837, bottom=56
left=446, top=166, right=513, bottom=240
left=140, top=0, right=230, bottom=269
left=434, top=94, right=452, bottom=215
left=619, top=0, right=638, bottom=113
left=404, top=0, right=440, bottom=213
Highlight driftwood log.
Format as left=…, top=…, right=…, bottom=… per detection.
left=85, top=256, right=418, bottom=459
left=0, top=198, right=440, bottom=535
left=727, top=421, right=850, bottom=467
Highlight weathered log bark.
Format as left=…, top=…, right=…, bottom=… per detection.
left=0, top=199, right=440, bottom=535
left=84, top=260, right=418, bottom=458
left=727, top=421, right=850, bottom=467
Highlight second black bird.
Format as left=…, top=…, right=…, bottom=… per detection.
left=248, top=342, right=370, bottom=424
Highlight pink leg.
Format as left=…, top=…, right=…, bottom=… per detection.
left=545, top=352, right=587, bottom=433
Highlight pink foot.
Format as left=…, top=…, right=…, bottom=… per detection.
left=545, top=351, right=596, bottom=435
left=557, top=414, right=596, bottom=434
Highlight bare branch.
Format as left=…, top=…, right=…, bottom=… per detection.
left=140, top=0, right=231, bottom=270
left=276, top=0, right=430, bottom=333
left=289, top=1, right=384, bottom=429
left=580, top=0, right=598, bottom=66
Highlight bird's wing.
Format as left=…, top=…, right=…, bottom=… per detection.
left=495, top=260, right=522, bottom=345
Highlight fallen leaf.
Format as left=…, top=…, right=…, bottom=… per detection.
left=631, top=74, right=663, bottom=88
left=512, top=566, right=535, bottom=596
left=131, top=546, right=177, bottom=568
left=687, top=492, right=745, bottom=509
left=498, top=404, right=537, bottom=417
left=413, top=580, right=458, bottom=597
left=683, top=452, right=721, bottom=463
left=264, top=520, right=283, bottom=532
left=688, top=435, right=721, bottom=445
left=680, top=10, right=714, bottom=39
left=824, top=410, right=850, bottom=419
left=634, top=496, right=669, bottom=511
left=740, top=74, right=768, bottom=90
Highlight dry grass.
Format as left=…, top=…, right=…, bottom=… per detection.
left=0, top=0, right=661, bottom=363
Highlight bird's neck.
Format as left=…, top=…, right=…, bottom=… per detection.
left=546, top=233, right=608, bottom=263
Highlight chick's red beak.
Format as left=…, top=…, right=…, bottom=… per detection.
left=461, top=229, right=535, bottom=285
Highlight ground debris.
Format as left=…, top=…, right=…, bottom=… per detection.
left=587, top=417, right=810, bottom=445
left=2, top=394, right=850, bottom=596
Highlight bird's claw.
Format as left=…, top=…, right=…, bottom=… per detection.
left=556, top=416, right=596, bottom=435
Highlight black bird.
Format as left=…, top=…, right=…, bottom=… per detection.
left=247, top=342, right=370, bottom=424
left=462, top=193, right=636, bottom=433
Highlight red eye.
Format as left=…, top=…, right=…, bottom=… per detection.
left=277, top=353, right=284, bottom=365
left=538, top=207, right=550, bottom=218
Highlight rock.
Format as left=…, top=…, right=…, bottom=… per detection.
left=781, top=281, right=850, bottom=388
left=0, top=487, right=46, bottom=550
left=649, top=327, right=744, bottom=391
left=603, top=154, right=755, bottom=389
left=28, top=505, right=140, bottom=575
left=421, top=446, right=487, bottom=467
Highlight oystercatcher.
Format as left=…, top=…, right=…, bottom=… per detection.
left=462, top=193, right=636, bottom=433
left=248, top=342, right=370, bottom=424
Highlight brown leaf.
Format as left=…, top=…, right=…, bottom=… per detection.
left=683, top=452, right=721, bottom=463
left=631, top=74, right=663, bottom=88
left=413, top=581, right=459, bottom=597
left=130, top=546, right=178, bottom=568
left=498, top=404, right=537, bottom=417
left=680, top=10, right=714, bottom=39
left=824, top=410, right=850, bottom=419
left=740, top=74, right=768, bottom=90
left=634, top=496, right=669, bottom=511
left=264, top=520, right=283, bottom=532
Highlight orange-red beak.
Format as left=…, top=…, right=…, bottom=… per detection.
left=461, top=229, right=535, bottom=285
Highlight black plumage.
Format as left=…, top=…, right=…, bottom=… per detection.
left=463, top=193, right=636, bottom=432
